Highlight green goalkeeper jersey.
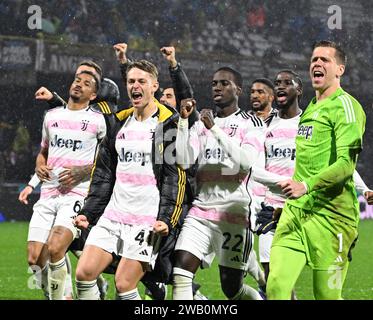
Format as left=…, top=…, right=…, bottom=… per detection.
left=287, top=88, right=366, bottom=227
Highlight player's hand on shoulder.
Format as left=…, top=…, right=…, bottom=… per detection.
left=153, top=221, right=169, bottom=236
left=74, top=215, right=89, bottom=230
left=113, top=43, right=128, bottom=64
left=35, top=87, right=53, bottom=101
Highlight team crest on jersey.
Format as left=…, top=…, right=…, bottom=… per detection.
left=228, top=124, right=238, bottom=137
left=297, top=125, right=313, bottom=140
left=81, top=120, right=89, bottom=131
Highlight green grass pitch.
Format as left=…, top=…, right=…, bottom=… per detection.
left=0, top=220, right=372, bottom=300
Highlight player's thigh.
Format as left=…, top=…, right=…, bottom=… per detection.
left=304, top=214, right=358, bottom=271
left=76, top=245, right=113, bottom=281
left=119, top=224, right=155, bottom=265
left=54, top=195, right=84, bottom=239
left=174, top=216, right=213, bottom=270
left=48, top=225, right=75, bottom=258
left=115, top=257, right=147, bottom=291
left=215, top=222, right=252, bottom=271
left=28, top=198, right=57, bottom=244
left=258, top=231, right=274, bottom=263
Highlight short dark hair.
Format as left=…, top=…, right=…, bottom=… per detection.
left=78, top=60, right=103, bottom=80
left=276, top=70, right=303, bottom=91
left=76, top=70, right=100, bottom=92
left=251, top=78, right=275, bottom=94
left=126, top=60, right=159, bottom=79
left=215, top=67, right=243, bottom=89
left=313, top=40, right=347, bottom=65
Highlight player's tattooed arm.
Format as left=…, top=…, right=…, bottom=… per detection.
left=58, top=164, right=93, bottom=190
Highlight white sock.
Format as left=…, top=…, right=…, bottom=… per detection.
left=231, top=284, right=263, bottom=300
left=64, top=254, right=73, bottom=299
left=49, top=257, right=67, bottom=300
left=246, top=250, right=266, bottom=286
left=172, top=267, right=194, bottom=300
left=31, top=264, right=49, bottom=299
left=76, top=280, right=100, bottom=300
left=117, top=288, right=141, bottom=300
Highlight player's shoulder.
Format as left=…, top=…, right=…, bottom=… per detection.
left=237, top=110, right=265, bottom=128
left=332, top=89, right=365, bottom=121
left=44, top=105, right=65, bottom=118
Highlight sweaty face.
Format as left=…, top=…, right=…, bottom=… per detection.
left=211, top=71, right=239, bottom=108
left=250, top=83, right=273, bottom=111
left=127, top=68, right=158, bottom=109
left=274, top=73, right=299, bottom=108
left=69, top=73, right=97, bottom=103
left=310, top=46, right=344, bottom=92
left=160, top=87, right=176, bottom=109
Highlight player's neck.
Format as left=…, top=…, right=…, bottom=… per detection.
left=134, top=99, right=157, bottom=122
left=255, top=106, right=272, bottom=120
left=279, top=104, right=301, bottom=119
left=316, top=82, right=341, bottom=102
left=67, top=99, right=90, bottom=111
left=216, top=104, right=239, bottom=118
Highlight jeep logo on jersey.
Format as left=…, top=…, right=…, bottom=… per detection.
left=118, top=149, right=152, bottom=166
left=81, top=120, right=89, bottom=131
left=297, top=125, right=313, bottom=140
left=228, top=124, right=238, bottom=137
left=50, top=135, right=83, bottom=151
left=204, top=148, right=229, bottom=162
left=267, top=145, right=296, bottom=160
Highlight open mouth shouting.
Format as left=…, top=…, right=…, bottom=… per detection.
left=131, top=91, right=143, bottom=105
left=276, top=91, right=287, bottom=104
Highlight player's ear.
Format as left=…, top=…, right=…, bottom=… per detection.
left=89, top=92, right=97, bottom=101
left=337, top=64, right=345, bottom=78
left=152, top=80, right=159, bottom=95
left=236, top=85, right=242, bottom=96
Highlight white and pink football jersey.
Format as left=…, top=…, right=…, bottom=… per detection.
left=178, top=110, right=266, bottom=226
left=263, top=111, right=301, bottom=207
left=40, top=106, right=106, bottom=198
left=102, top=114, right=160, bottom=227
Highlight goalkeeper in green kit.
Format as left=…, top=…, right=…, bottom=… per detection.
left=266, top=40, right=366, bottom=300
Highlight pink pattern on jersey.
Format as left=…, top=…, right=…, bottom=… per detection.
left=252, top=185, right=267, bottom=196
left=267, top=128, right=298, bottom=139
left=243, top=136, right=265, bottom=152
left=116, top=172, right=157, bottom=186
left=265, top=165, right=294, bottom=177
left=40, top=187, right=87, bottom=199
left=265, top=194, right=286, bottom=207
left=47, top=157, right=92, bottom=167
left=47, top=119, right=98, bottom=134
left=189, top=206, right=249, bottom=226
left=201, top=127, right=245, bottom=138
left=103, top=209, right=156, bottom=226
left=117, top=130, right=154, bottom=141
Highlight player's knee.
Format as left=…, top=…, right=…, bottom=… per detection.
left=75, top=265, right=97, bottom=282
left=266, top=273, right=291, bottom=300
left=115, top=276, right=133, bottom=294
left=47, top=242, right=65, bottom=261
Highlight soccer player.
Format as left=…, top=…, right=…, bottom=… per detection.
left=27, top=70, right=106, bottom=300
left=74, top=60, right=187, bottom=300
left=267, top=40, right=366, bottom=300
left=251, top=70, right=303, bottom=300
left=172, top=67, right=265, bottom=300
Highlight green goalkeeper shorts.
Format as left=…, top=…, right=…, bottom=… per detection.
left=272, top=203, right=358, bottom=271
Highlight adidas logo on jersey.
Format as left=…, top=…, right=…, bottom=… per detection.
left=51, top=122, right=58, bottom=127
left=139, top=250, right=148, bottom=256
left=117, top=133, right=126, bottom=140
left=230, top=256, right=240, bottom=262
